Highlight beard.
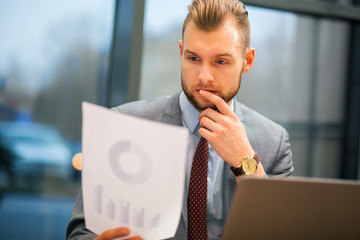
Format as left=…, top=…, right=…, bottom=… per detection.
left=181, top=74, right=241, bottom=112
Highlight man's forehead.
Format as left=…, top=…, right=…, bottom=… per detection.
left=183, top=19, right=244, bottom=50
left=183, top=26, right=243, bottom=56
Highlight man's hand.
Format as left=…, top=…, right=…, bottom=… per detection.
left=94, top=227, right=143, bottom=240
left=197, top=90, right=265, bottom=178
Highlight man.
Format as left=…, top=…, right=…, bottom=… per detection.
left=67, top=0, right=294, bottom=239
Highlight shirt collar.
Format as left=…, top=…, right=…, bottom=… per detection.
left=180, top=91, right=199, bottom=134
left=179, top=91, right=235, bottom=134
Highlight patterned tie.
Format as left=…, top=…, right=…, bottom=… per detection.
left=188, top=137, right=209, bottom=240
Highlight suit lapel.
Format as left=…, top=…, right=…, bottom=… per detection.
left=233, top=98, right=245, bottom=122
left=161, top=92, right=183, bottom=126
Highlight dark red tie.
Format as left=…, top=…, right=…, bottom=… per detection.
left=188, top=137, right=209, bottom=240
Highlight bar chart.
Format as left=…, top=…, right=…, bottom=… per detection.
left=93, top=185, right=160, bottom=228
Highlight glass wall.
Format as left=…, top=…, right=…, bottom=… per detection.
left=140, top=0, right=190, bottom=99
left=140, top=1, right=350, bottom=178
left=241, top=7, right=349, bottom=178
left=0, top=1, right=114, bottom=239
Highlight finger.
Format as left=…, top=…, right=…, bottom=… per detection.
left=199, top=126, right=214, bottom=141
left=198, top=108, right=222, bottom=122
left=95, top=227, right=130, bottom=240
left=199, top=90, right=232, bottom=115
left=72, top=153, right=82, bottom=171
left=199, top=116, right=218, bottom=132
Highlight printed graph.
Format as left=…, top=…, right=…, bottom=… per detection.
left=119, top=199, right=130, bottom=223
left=94, top=185, right=160, bottom=228
left=108, top=141, right=152, bottom=185
left=94, top=185, right=102, bottom=214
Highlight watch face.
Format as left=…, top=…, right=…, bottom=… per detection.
left=242, top=158, right=257, bottom=175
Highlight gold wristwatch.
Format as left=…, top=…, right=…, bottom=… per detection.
left=230, top=153, right=260, bottom=176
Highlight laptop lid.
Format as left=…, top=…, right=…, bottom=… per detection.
left=222, top=177, right=360, bottom=240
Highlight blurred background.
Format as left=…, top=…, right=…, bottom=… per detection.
left=0, top=0, right=359, bottom=239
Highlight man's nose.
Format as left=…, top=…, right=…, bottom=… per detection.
left=198, top=62, right=214, bottom=84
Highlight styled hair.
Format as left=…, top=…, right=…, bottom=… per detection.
left=182, top=0, right=250, bottom=50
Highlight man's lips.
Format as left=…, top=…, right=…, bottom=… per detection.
left=196, top=88, right=217, bottom=94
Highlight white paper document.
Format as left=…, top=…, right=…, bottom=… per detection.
left=82, top=102, right=189, bottom=239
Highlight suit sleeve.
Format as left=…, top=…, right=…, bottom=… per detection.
left=269, top=128, right=294, bottom=176
left=66, top=187, right=97, bottom=240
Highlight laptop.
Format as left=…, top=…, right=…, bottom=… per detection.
left=222, top=177, right=360, bottom=240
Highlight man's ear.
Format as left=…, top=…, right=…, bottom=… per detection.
left=242, top=48, right=255, bottom=73
left=179, top=40, right=183, bottom=59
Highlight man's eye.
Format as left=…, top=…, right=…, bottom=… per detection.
left=190, top=57, right=198, bottom=61
left=217, top=59, right=226, bottom=65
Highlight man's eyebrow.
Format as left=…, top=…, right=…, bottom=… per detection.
left=184, top=50, right=198, bottom=55
left=215, top=53, right=234, bottom=58
left=184, top=49, right=234, bottom=58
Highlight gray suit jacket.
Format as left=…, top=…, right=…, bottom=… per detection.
left=66, top=92, right=294, bottom=240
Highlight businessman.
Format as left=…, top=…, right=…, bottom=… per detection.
left=67, top=0, right=294, bottom=239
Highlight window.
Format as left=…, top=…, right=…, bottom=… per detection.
left=241, top=7, right=348, bottom=178
left=140, top=0, right=189, bottom=99
left=0, top=1, right=114, bottom=239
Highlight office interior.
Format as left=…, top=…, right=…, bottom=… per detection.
left=0, top=0, right=359, bottom=239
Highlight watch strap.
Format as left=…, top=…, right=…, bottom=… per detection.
left=230, top=164, right=245, bottom=176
